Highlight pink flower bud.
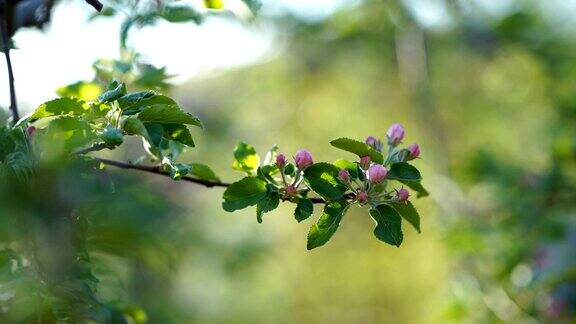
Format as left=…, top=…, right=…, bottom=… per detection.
left=356, top=191, right=368, bottom=205
left=387, top=123, right=405, bottom=146
left=294, top=149, right=313, bottom=170
left=407, top=144, right=420, bottom=160
left=26, top=126, right=36, bottom=138
left=359, top=155, right=371, bottom=170
left=276, top=154, right=287, bottom=168
left=367, top=164, right=387, bottom=183
left=365, top=136, right=383, bottom=152
left=365, top=136, right=378, bottom=146
left=338, top=169, right=350, bottom=183
left=395, top=188, right=410, bottom=202
left=285, top=185, right=297, bottom=197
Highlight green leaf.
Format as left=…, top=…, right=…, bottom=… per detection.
left=0, top=127, right=16, bottom=162
left=98, top=81, right=127, bottom=103
left=190, top=163, right=220, bottom=181
left=121, top=94, right=174, bottom=115
left=56, top=81, right=102, bottom=100
left=161, top=5, right=203, bottom=23
left=400, top=180, right=429, bottom=198
left=161, top=124, right=194, bottom=147
left=137, top=99, right=202, bottom=127
left=303, top=162, right=347, bottom=201
left=369, top=204, right=403, bottom=247
left=390, top=201, right=421, bottom=233
left=38, top=116, right=97, bottom=151
left=31, top=97, right=90, bottom=120
left=256, top=185, right=280, bottom=223
left=232, top=142, right=260, bottom=174
left=117, top=91, right=156, bottom=111
left=222, top=177, right=268, bottom=212
left=162, top=158, right=191, bottom=180
left=387, top=162, right=422, bottom=181
left=330, top=138, right=384, bottom=164
left=333, top=158, right=359, bottom=179
left=307, top=201, right=348, bottom=250
left=257, top=164, right=279, bottom=184
left=123, top=118, right=150, bottom=141
left=294, top=198, right=314, bottom=222
left=283, top=163, right=295, bottom=176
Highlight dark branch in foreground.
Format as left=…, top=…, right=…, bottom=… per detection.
left=94, top=157, right=332, bottom=204
left=0, top=9, right=19, bottom=122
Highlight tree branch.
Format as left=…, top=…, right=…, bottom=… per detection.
left=94, top=157, right=331, bottom=204
left=0, top=8, right=19, bottom=122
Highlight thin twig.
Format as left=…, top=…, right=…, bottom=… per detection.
left=0, top=10, right=19, bottom=122
left=85, top=0, right=103, bottom=12
left=95, top=157, right=231, bottom=188
left=94, top=157, right=332, bottom=204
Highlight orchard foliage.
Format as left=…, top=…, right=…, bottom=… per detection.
left=0, top=0, right=430, bottom=322
left=222, top=128, right=427, bottom=249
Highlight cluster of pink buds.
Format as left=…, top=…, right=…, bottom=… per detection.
left=276, top=149, right=314, bottom=198
left=339, top=123, right=421, bottom=206
left=384, top=124, right=420, bottom=161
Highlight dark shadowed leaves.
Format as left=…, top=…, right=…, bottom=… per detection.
left=390, top=201, right=421, bottom=233
left=370, top=204, right=403, bottom=247
left=387, top=162, right=421, bottom=181
left=294, top=198, right=314, bottom=222
left=307, top=201, right=348, bottom=250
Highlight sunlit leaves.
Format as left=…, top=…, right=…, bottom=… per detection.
left=190, top=163, right=219, bottom=181
left=204, top=0, right=224, bottom=10
left=117, top=91, right=156, bottom=111
left=232, top=142, right=260, bottom=174
left=162, top=158, right=191, bottom=180
left=137, top=103, right=202, bottom=127
left=370, top=204, right=403, bottom=247
left=333, top=158, right=359, bottom=180
left=307, top=201, right=348, bottom=250
left=161, top=124, right=195, bottom=147
left=56, top=81, right=102, bottom=100
left=330, top=138, right=384, bottom=164
left=31, top=97, right=91, bottom=120
left=40, top=116, right=97, bottom=151
left=303, top=162, right=346, bottom=201
left=222, top=176, right=268, bottom=212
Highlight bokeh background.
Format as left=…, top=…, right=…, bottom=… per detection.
left=1, top=0, right=575, bottom=323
